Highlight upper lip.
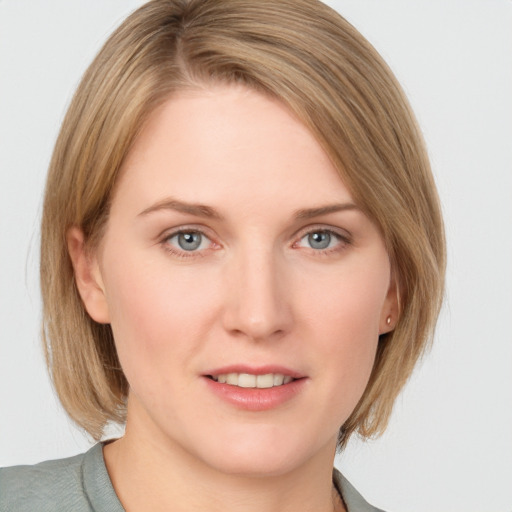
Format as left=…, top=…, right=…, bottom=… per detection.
left=204, top=365, right=304, bottom=379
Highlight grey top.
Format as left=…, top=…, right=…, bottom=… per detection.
left=0, top=444, right=384, bottom=512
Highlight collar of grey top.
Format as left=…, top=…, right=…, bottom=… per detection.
left=332, top=468, right=385, bottom=512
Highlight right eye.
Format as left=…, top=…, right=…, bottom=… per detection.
left=164, top=230, right=212, bottom=253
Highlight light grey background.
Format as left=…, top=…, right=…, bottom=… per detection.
left=1, top=1, right=511, bottom=511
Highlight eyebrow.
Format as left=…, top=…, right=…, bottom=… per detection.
left=293, top=203, right=360, bottom=220
left=138, top=197, right=359, bottom=221
left=138, top=198, right=224, bottom=220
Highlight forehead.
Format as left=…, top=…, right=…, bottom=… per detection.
left=113, top=84, right=354, bottom=215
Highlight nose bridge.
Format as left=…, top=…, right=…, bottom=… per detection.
left=222, top=240, right=291, bottom=341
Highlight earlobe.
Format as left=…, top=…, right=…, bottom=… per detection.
left=67, top=227, right=110, bottom=324
left=379, top=272, right=399, bottom=335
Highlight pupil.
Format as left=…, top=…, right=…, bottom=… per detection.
left=178, top=232, right=201, bottom=251
left=308, top=231, right=330, bottom=249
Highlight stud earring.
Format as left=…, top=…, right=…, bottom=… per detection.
left=386, top=316, right=391, bottom=325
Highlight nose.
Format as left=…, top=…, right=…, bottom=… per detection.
left=221, top=246, right=293, bottom=342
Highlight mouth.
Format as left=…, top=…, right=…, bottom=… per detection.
left=207, top=372, right=296, bottom=389
left=203, top=366, right=306, bottom=410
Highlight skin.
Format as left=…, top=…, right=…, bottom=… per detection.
left=68, top=84, right=397, bottom=512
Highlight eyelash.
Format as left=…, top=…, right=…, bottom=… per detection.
left=160, top=227, right=216, bottom=259
left=160, top=226, right=352, bottom=259
left=293, top=227, right=352, bottom=255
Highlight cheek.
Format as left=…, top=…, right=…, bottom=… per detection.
left=298, top=260, right=389, bottom=402
left=316, top=288, right=380, bottom=385
left=301, top=258, right=389, bottom=341
left=100, top=253, right=220, bottom=376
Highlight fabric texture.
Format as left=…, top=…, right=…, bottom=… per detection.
left=0, top=444, right=384, bottom=512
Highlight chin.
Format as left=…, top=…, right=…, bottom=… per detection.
left=191, top=424, right=334, bottom=478
left=204, top=449, right=300, bottom=478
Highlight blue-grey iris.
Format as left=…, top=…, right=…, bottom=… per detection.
left=178, top=232, right=202, bottom=251
left=308, top=231, right=331, bottom=249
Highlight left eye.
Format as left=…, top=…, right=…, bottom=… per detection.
left=167, top=231, right=211, bottom=252
left=298, top=230, right=341, bottom=250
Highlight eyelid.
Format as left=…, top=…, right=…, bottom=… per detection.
left=159, top=225, right=221, bottom=257
left=293, top=224, right=352, bottom=244
left=158, top=224, right=216, bottom=241
left=291, top=225, right=353, bottom=255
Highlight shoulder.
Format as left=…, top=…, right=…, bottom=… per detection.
left=333, top=468, right=387, bottom=512
left=0, top=449, right=91, bottom=512
left=0, top=444, right=114, bottom=512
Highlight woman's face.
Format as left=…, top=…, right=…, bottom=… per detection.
left=75, top=85, right=396, bottom=476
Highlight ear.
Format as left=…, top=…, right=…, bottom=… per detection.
left=379, top=270, right=399, bottom=335
left=67, top=227, right=110, bottom=324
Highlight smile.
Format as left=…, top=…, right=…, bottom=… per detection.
left=204, top=368, right=306, bottom=411
left=210, top=373, right=295, bottom=388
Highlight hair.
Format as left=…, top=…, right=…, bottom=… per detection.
left=41, top=0, right=445, bottom=448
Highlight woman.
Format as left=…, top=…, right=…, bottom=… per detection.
left=0, top=1, right=445, bottom=511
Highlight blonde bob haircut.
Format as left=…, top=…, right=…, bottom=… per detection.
left=41, top=0, right=445, bottom=448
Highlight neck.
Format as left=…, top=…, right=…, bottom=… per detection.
left=103, top=418, right=345, bottom=512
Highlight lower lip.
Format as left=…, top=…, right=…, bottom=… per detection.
left=203, top=377, right=307, bottom=411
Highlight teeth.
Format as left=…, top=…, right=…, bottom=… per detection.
left=273, top=374, right=284, bottom=386
left=212, top=372, right=296, bottom=388
left=238, top=373, right=256, bottom=388
left=256, top=374, right=274, bottom=388
left=226, top=373, right=238, bottom=385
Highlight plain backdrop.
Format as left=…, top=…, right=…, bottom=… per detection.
left=1, top=1, right=511, bottom=511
